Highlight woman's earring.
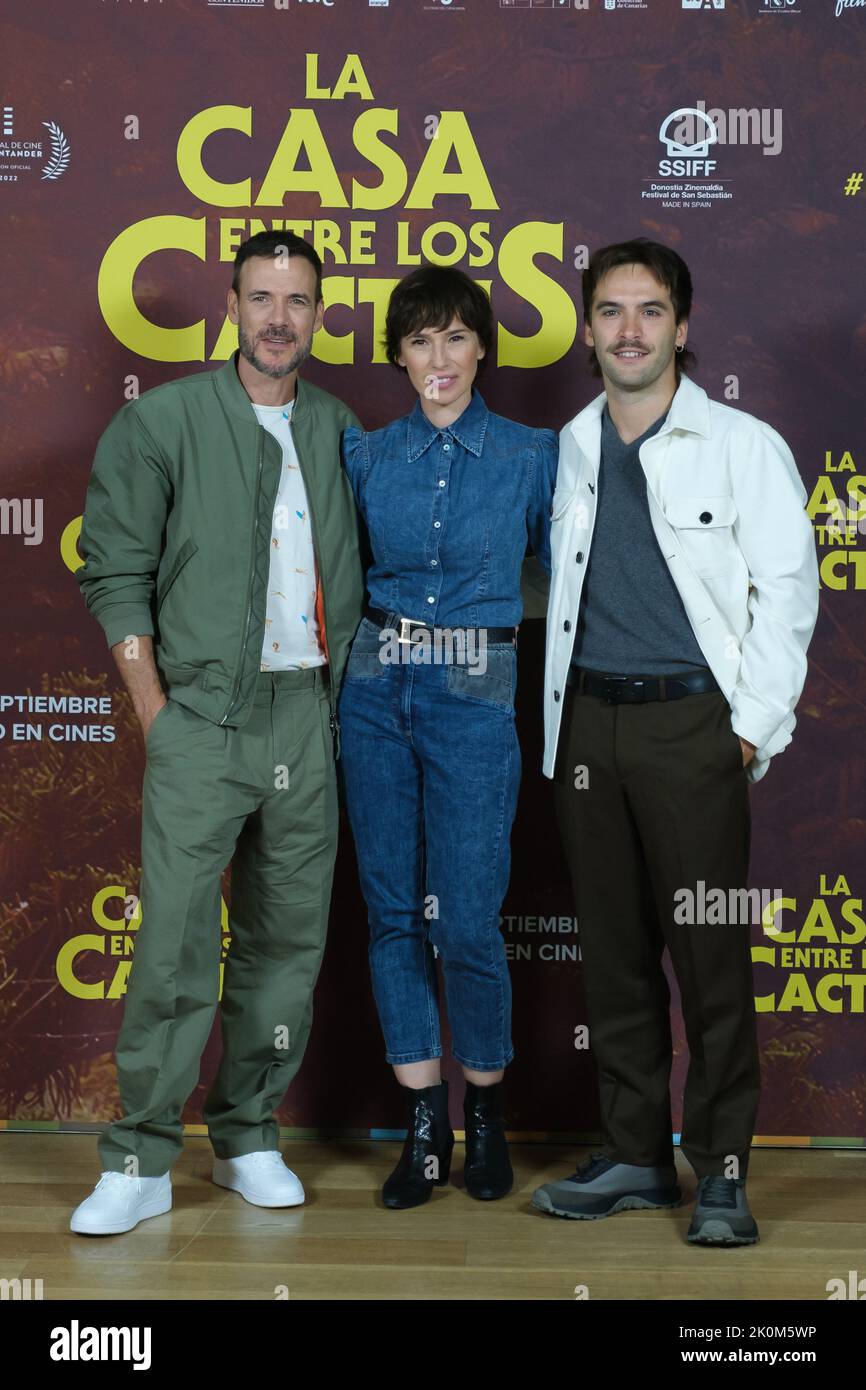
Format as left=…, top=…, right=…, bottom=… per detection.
left=675, top=343, right=685, bottom=354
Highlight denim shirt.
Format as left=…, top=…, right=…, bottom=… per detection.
left=341, top=387, right=558, bottom=628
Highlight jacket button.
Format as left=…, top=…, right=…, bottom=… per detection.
left=575, top=551, right=584, bottom=563
left=563, top=620, right=571, bottom=632
left=554, top=690, right=561, bottom=702
left=699, top=511, right=712, bottom=524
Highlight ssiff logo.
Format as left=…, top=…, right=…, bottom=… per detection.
left=658, top=107, right=718, bottom=176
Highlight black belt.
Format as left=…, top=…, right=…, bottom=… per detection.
left=365, top=606, right=516, bottom=645
left=566, top=666, right=720, bottom=704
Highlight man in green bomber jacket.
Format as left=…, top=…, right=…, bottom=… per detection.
left=70, top=231, right=365, bottom=1236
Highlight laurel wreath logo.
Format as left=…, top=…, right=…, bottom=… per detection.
left=41, top=121, right=70, bottom=181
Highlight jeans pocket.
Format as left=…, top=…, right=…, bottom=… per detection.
left=445, top=648, right=515, bottom=708
left=344, top=644, right=387, bottom=680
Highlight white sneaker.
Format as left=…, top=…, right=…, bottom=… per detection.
left=212, top=1151, right=305, bottom=1208
left=70, top=1171, right=172, bottom=1235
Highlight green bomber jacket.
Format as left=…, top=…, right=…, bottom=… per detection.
left=76, top=353, right=365, bottom=753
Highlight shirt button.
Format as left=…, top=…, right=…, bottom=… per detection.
left=554, top=690, right=561, bottom=702
left=563, top=620, right=571, bottom=632
left=699, top=511, right=713, bottom=524
left=438, top=480, right=446, bottom=488
left=430, top=559, right=438, bottom=566
left=443, top=443, right=451, bottom=452
left=427, top=596, right=435, bottom=604
left=575, top=551, right=584, bottom=563
left=434, top=521, right=441, bottom=528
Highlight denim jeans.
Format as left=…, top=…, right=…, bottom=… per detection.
left=338, top=616, right=521, bottom=1071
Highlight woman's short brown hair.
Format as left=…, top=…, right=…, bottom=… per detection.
left=384, top=265, right=493, bottom=375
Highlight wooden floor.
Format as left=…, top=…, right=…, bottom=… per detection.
left=1, top=1136, right=863, bottom=1300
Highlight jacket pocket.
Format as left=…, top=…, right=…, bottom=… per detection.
left=663, top=495, right=738, bottom=576
left=664, top=495, right=737, bottom=529
left=157, top=536, right=198, bottom=614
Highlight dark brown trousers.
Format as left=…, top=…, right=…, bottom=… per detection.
left=553, top=683, right=759, bottom=1178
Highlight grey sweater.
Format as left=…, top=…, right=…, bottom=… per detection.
left=570, top=405, right=708, bottom=676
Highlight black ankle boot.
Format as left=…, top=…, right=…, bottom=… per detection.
left=463, top=1080, right=513, bottom=1200
left=382, top=1080, right=454, bottom=1209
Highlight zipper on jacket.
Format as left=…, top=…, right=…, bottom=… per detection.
left=290, top=416, right=339, bottom=746
left=220, top=430, right=265, bottom=726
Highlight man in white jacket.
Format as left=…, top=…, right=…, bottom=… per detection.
left=532, top=239, right=819, bottom=1245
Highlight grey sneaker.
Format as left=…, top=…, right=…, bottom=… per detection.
left=532, top=1152, right=681, bottom=1220
left=687, top=1176, right=759, bottom=1245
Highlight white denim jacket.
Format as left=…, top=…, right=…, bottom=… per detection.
left=543, top=375, right=820, bottom=784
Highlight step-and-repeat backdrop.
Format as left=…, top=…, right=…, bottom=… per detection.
left=1, top=0, right=863, bottom=1146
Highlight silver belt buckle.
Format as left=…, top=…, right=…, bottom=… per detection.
left=397, top=615, right=426, bottom=646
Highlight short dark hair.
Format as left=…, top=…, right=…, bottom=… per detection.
left=582, top=238, right=696, bottom=377
left=232, top=230, right=323, bottom=303
left=384, top=265, right=493, bottom=376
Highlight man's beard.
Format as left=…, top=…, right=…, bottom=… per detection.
left=238, top=325, right=312, bottom=380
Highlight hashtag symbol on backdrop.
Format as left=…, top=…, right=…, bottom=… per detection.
left=843, top=172, right=863, bottom=195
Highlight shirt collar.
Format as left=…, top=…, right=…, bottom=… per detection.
left=406, top=386, right=490, bottom=462
left=570, top=373, right=711, bottom=449
left=661, top=373, right=711, bottom=440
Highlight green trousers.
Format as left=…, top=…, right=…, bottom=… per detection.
left=99, top=667, right=338, bottom=1176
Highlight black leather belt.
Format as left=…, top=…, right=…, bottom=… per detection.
left=365, top=606, right=516, bottom=645
left=566, top=666, right=720, bottom=704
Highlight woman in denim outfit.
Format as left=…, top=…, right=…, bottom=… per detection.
left=339, top=266, right=558, bottom=1209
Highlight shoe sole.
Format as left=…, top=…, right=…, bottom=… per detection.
left=465, top=1182, right=514, bottom=1201
left=532, top=1188, right=681, bottom=1220
left=687, top=1218, right=759, bottom=1246
left=69, top=1193, right=172, bottom=1236
left=212, top=1175, right=304, bottom=1208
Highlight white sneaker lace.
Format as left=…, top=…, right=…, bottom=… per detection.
left=245, top=1151, right=286, bottom=1169
left=95, top=1171, right=136, bottom=1190
left=94, top=1171, right=167, bottom=1191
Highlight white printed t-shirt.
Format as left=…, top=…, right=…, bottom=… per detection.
left=252, top=398, right=326, bottom=671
